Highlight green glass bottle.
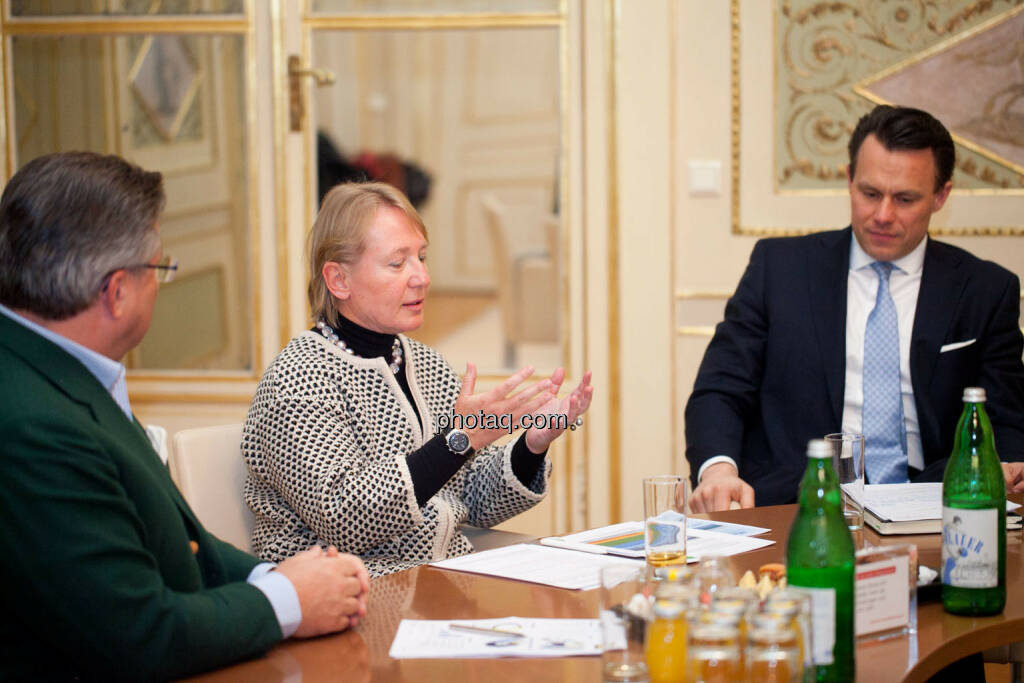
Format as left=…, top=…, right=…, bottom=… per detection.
left=941, top=387, right=1006, bottom=616
left=786, top=439, right=855, bottom=682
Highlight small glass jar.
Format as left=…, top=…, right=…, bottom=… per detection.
left=746, top=615, right=802, bottom=683
left=762, top=588, right=814, bottom=680
left=646, top=593, right=690, bottom=683
left=695, top=555, right=735, bottom=605
left=686, top=622, right=741, bottom=683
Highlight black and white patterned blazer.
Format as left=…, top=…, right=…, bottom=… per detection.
left=242, top=331, right=550, bottom=576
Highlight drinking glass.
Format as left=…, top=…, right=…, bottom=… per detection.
left=825, top=433, right=864, bottom=531
left=643, top=475, right=687, bottom=567
left=600, top=565, right=650, bottom=681
left=695, top=555, right=735, bottom=605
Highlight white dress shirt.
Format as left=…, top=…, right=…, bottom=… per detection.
left=697, top=233, right=927, bottom=483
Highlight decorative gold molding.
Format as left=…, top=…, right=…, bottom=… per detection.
left=558, top=0, right=573, bottom=534
left=2, top=4, right=263, bottom=383
left=161, top=198, right=233, bottom=221
left=273, top=0, right=291, bottom=349
left=4, top=17, right=249, bottom=34
left=128, top=372, right=257, bottom=383
left=303, top=13, right=563, bottom=31
left=606, top=0, right=621, bottom=523
left=677, top=325, right=716, bottom=337
left=1, top=6, right=11, bottom=181
left=301, top=7, right=315, bottom=330
left=854, top=4, right=1024, bottom=178
left=675, top=289, right=733, bottom=300
left=730, top=0, right=742, bottom=236
left=245, top=0, right=262, bottom=374
left=732, top=0, right=1024, bottom=237
left=128, top=390, right=256, bottom=404
left=668, top=0, right=680, bottom=481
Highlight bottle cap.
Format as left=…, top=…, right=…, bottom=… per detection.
left=962, top=387, right=986, bottom=403
left=806, top=439, right=830, bottom=459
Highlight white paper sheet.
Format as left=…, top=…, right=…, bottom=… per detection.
left=389, top=617, right=602, bottom=659
left=430, top=544, right=638, bottom=590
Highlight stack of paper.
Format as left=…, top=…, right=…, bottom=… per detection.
left=850, top=483, right=1022, bottom=535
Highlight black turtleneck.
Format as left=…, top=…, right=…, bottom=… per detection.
left=316, top=315, right=548, bottom=506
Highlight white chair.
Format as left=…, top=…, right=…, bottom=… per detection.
left=168, top=423, right=255, bottom=552
left=481, top=194, right=560, bottom=367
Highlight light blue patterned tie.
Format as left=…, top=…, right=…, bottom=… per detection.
left=863, top=262, right=908, bottom=484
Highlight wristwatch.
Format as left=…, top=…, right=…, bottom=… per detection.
left=445, top=428, right=474, bottom=457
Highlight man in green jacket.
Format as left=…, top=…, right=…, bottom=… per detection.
left=0, top=151, right=370, bottom=680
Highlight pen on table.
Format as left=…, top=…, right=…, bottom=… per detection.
left=538, top=537, right=609, bottom=555
left=448, top=623, right=526, bottom=638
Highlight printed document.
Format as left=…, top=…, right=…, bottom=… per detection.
left=389, top=617, right=601, bottom=659
left=430, top=543, right=637, bottom=590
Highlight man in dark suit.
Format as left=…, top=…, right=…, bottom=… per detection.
left=686, top=105, right=1024, bottom=512
left=0, top=152, right=370, bottom=680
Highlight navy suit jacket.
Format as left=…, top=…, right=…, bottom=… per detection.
left=685, top=228, right=1024, bottom=506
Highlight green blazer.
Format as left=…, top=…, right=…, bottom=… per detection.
left=0, top=313, right=281, bottom=681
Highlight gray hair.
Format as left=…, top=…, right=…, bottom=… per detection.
left=0, top=151, right=165, bottom=320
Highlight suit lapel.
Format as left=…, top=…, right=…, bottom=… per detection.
left=0, top=314, right=202, bottom=527
left=808, top=228, right=852, bottom=426
left=911, top=239, right=965, bottom=402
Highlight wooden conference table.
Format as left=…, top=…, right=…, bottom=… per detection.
left=186, top=500, right=1024, bottom=683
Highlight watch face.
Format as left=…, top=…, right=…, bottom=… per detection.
left=448, top=429, right=471, bottom=454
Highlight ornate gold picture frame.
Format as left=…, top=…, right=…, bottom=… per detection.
left=732, top=0, right=1024, bottom=236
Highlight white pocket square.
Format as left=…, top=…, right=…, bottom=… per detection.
left=940, top=339, right=976, bottom=353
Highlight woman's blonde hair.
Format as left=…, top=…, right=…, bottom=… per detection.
left=307, top=181, right=427, bottom=327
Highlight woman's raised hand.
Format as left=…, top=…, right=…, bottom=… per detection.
left=524, top=371, right=593, bottom=454
left=451, top=363, right=559, bottom=451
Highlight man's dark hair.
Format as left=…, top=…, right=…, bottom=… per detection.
left=848, top=105, right=955, bottom=191
left=0, top=151, right=165, bottom=319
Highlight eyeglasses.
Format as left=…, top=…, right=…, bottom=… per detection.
left=140, top=254, right=178, bottom=284
left=102, top=254, right=178, bottom=289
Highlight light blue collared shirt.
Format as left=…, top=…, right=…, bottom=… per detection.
left=0, top=303, right=132, bottom=419
left=0, top=303, right=301, bottom=638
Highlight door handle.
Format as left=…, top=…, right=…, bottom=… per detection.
left=288, top=55, right=335, bottom=131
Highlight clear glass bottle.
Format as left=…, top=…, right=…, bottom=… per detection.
left=941, top=387, right=1006, bottom=616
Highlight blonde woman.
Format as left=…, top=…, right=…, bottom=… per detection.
left=243, top=182, right=592, bottom=576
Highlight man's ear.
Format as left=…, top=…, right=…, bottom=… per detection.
left=322, top=261, right=351, bottom=301
left=932, top=180, right=953, bottom=213
left=99, top=270, right=130, bottom=320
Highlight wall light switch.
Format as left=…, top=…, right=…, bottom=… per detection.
left=688, top=160, right=721, bottom=196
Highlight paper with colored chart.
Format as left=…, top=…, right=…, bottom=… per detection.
left=540, top=519, right=773, bottom=562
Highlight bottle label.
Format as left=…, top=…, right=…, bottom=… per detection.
left=794, top=586, right=835, bottom=666
left=942, top=507, right=998, bottom=588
